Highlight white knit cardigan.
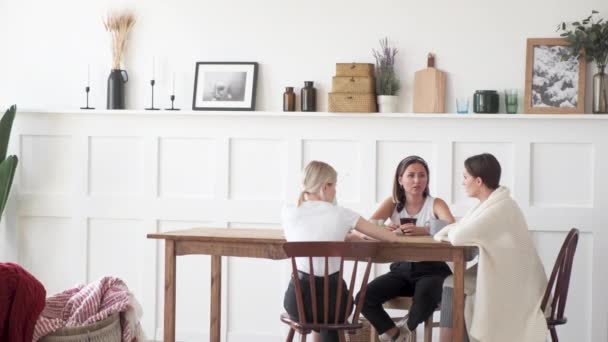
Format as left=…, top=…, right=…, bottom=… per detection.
left=434, top=186, right=548, bottom=342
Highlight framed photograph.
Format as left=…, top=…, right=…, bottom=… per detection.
left=524, top=38, right=586, bottom=114
left=192, top=62, right=258, bottom=111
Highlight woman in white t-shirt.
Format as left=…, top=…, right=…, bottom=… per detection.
left=282, top=160, right=406, bottom=342
left=361, top=155, right=455, bottom=342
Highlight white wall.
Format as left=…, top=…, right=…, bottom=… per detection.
left=1, top=0, right=608, bottom=112
left=5, top=110, right=608, bottom=342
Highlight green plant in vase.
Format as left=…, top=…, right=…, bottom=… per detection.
left=558, top=10, right=608, bottom=113
left=373, top=37, right=400, bottom=113
left=0, top=105, right=18, bottom=220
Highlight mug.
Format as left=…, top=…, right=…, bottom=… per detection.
left=400, top=217, right=417, bottom=225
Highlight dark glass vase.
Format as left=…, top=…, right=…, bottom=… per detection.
left=283, top=87, right=295, bottom=112
left=301, top=81, right=316, bottom=112
left=107, top=69, right=129, bottom=109
left=593, top=65, right=607, bottom=114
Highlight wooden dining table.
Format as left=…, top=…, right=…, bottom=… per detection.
left=148, top=228, right=468, bottom=342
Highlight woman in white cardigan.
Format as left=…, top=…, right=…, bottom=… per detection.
left=434, top=153, right=548, bottom=342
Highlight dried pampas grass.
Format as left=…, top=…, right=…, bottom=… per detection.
left=103, top=11, right=136, bottom=70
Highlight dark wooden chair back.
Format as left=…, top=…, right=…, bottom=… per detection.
left=281, top=241, right=378, bottom=340
left=540, top=228, right=579, bottom=341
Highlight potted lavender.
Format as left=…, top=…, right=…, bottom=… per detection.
left=373, top=38, right=400, bottom=113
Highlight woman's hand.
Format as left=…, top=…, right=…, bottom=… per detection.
left=385, top=223, right=399, bottom=231
left=399, top=224, right=430, bottom=236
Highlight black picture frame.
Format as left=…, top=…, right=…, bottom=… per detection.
left=192, top=62, right=258, bottom=111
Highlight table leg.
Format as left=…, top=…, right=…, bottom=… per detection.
left=164, top=240, right=176, bottom=342
left=452, top=249, right=465, bottom=342
left=210, top=255, right=222, bottom=342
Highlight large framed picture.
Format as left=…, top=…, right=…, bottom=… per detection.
left=192, top=62, right=258, bottom=111
left=524, top=38, right=586, bottom=114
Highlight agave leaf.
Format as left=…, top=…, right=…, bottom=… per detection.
left=0, top=105, right=16, bottom=162
left=0, top=155, right=17, bottom=219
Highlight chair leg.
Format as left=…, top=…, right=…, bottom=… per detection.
left=286, top=328, right=295, bottom=342
left=550, top=327, right=558, bottom=342
left=411, top=328, right=417, bottom=341
left=338, top=330, right=346, bottom=342
left=299, top=331, right=307, bottom=342
left=424, top=315, right=433, bottom=342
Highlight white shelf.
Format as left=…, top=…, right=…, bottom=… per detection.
left=16, top=108, right=608, bottom=120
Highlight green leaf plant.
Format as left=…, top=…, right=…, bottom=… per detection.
left=0, top=105, right=18, bottom=219
left=558, top=10, right=608, bottom=70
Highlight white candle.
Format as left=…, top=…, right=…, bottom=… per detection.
left=152, top=57, right=155, bottom=80
left=87, top=64, right=90, bottom=87
left=172, top=72, right=175, bottom=94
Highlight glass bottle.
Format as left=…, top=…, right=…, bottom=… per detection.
left=301, top=81, right=316, bottom=112
left=283, top=87, right=295, bottom=112
left=593, top=65, right=607, bottom=114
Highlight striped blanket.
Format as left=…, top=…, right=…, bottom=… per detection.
left=33, top=276, right=144, bottom=342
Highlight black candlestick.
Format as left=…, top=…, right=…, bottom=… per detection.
left=165, top=94, right=181, bottom=110
left=145, top=79, right=159, bottom=110
left=80, top=86, right=95, bottom=110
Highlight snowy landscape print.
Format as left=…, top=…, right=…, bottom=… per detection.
left=532, top=45, right=579, bottom=108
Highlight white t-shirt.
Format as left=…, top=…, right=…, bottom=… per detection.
left=282, top=200, right=360, bottom=276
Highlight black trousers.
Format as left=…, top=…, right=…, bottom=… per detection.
left=284, top=272, right=351, bottom=342
left=359, top=261, right=451, bottom=334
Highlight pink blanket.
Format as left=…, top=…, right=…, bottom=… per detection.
left=33, top=276, right=143, bottom=342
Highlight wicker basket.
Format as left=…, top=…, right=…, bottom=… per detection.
left=346, top=318, right=373, bottom=342
left=328, top=93, right=377, bottom=113
left=332, top=76, right=375, bottom=93
left=336, top=63, right=374, bottom=77
left=39, top=314, right=121, bottom=342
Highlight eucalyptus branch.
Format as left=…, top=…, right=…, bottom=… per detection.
left=558, top=10, right=608, bottom=69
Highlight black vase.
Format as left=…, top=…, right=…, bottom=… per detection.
left=301, top=81, right=316, bottom=112
left=107, top=69, right=128, bottom=109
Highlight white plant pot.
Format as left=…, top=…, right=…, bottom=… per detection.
left=377, top=95, right=398, bottom=113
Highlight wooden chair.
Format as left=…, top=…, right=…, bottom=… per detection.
left=280, top=241, right=379, bottom=342
left=540, top=228, right=579, bottom=342
left=370, top=297, right=439, bottom=342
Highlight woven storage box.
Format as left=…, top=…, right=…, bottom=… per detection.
left=328, top=93, right=377, bottom=113
left=336, top=63, right=374, bottom=77
left=39, top=313, right=121, bottom=342
left=345, top=318, right=373, bottom=342
left=332, top=76, right=375, bottom=93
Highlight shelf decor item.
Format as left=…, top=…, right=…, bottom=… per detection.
left=283, top=87, right=295, bottom=112
left=413, top=53, right=446, bottom=113
left=192, top=62, right=258, bottom=111
left=473, top=90, right=499, bottom=113
left=146, top=58, right=159, bottom=110
left=373, top=37, right=400, bottom=113
left=328, top=63, right=377, bottom=113
left=103, top=10, right=135, bottom=109
left=80, top=64, right=95, bottom=110
left=166, top=72, right=180, bottom=110
left=524, top=38, right=586, bottom=114
left=301, top=81, right=316, bottom=112
left=558, top=10, right=608, bottom=114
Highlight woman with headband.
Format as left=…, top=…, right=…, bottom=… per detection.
left=360, top=155, right=455, bottom=342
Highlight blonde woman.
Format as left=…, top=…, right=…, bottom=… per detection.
left=282, top=161, right=407, bottom=342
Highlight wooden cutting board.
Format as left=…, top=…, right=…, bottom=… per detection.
left=413, top=53, right=446, bottom=113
